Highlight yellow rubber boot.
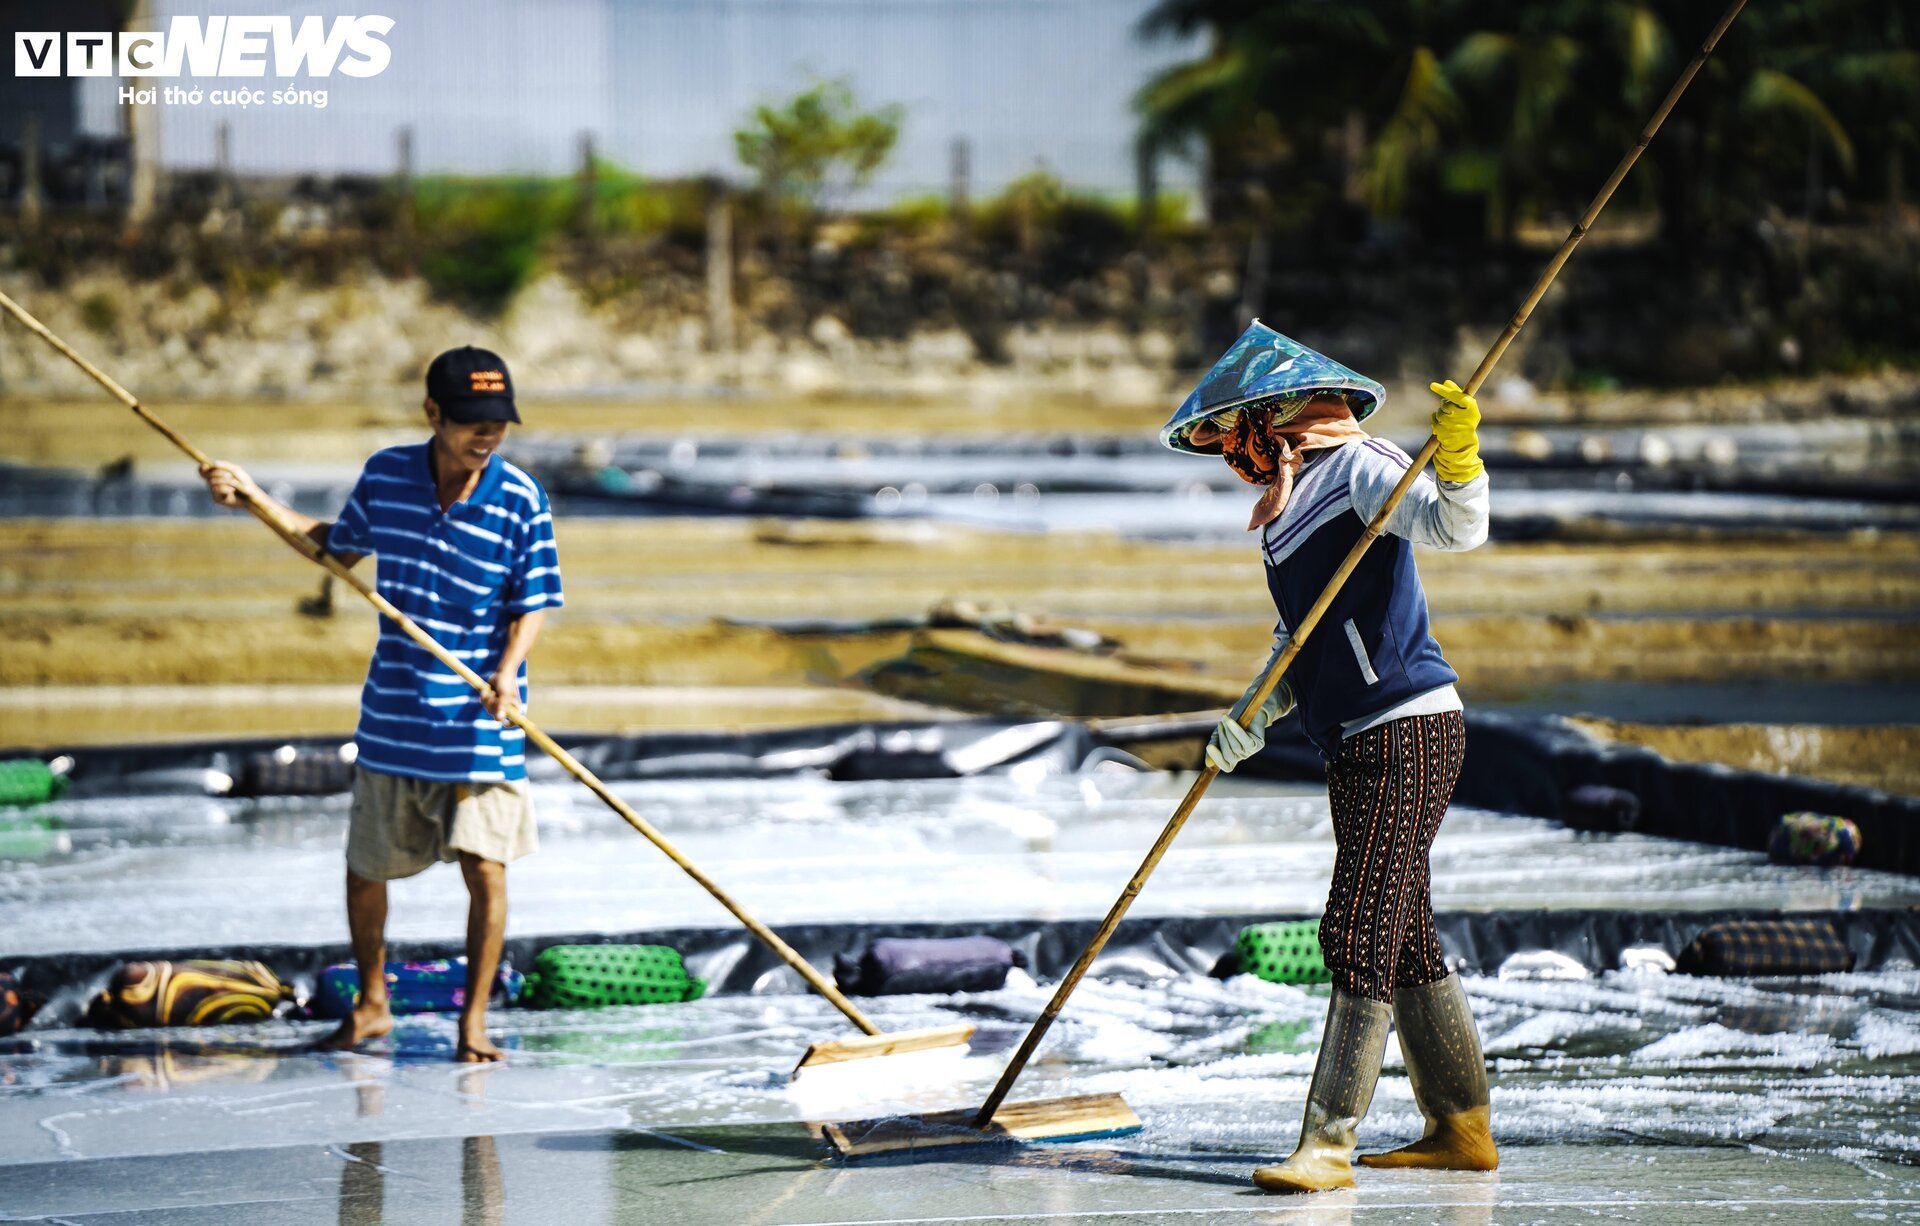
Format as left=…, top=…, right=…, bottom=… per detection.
left=1358, top=972, right=1498, bottom=1172
left=1252, top=989, right=1391, bottom=1194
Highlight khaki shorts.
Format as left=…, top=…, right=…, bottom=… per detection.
left=346, top=768, right=538, bottom=881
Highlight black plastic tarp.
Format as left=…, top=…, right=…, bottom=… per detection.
left=1451, top=713, right=1920, bottom=878
left=13, top=712, right=1918, bottom=873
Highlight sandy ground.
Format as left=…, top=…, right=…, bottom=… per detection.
left=8, top=607, right=1912, bottom=693
left=5, top=517, right=1914, bottom=620
left=2, top=518, right=1913, bottom=687
left=1568, top=717, right=1920, bottom=797
left=2, top=518, right=1915, bottom=792
left=5, top=684, right=956, bottom=746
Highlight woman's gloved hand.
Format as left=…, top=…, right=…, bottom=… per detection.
left=1428, top=379, right=1484, bottom=484
left=1206, top=675, right=1294, bottom=773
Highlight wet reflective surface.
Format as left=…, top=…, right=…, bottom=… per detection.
left=1, top=968, right=1917, bottom=1222
left=4, top=773, right=1915, bottom=956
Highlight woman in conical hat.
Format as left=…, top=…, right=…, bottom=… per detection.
left=1163, top=320, right=1496, bottom=1194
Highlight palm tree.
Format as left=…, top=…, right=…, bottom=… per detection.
left=1135, top=1, right=1461, bottom=226
left=1135, top=0, right=1904, bottom=244
left=1782, top=0, right=1918, bottom=224
left=1439, top=22, right=1587, bottom=239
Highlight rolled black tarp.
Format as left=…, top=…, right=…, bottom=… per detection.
left=833, top=936, right=1016, bottom=996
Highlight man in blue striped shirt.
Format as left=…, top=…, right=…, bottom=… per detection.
left=202, top=346, right=562, bottom=1062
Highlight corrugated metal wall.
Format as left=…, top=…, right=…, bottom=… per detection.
left=79, top=0, right=1197, bottom=196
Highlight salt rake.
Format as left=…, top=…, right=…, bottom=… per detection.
left=0, top=289, right=972, bottom=1076
left=817, top=0, right=1750, bottom=1155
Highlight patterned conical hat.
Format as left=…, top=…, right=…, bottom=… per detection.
left=1160, top=319, right=1386, bottom=455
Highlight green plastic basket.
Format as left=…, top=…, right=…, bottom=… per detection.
left=0, top=815, right=64, bottom=859
left=1235, top=921, right=1332, bottom=985
left=522, top=944, right=706, bottom=1009
left=0, top=760, right=66, bottom=809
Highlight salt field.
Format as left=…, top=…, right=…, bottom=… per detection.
left=8, top=423, right=1919, bottom=540
left=4, top=428, right=1915, bottom=1220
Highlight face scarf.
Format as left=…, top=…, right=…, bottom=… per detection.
left=1188, top=395, right=1372, bottom=530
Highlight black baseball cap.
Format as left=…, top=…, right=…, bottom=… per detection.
left=425, top=346, right=521, bottom=424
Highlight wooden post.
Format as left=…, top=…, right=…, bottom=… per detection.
left=395, top=125, right=415, bottom=238
left=950, top=136, right=971, bottom=219
left=576, top=131, right=597, bottom=235
left=124, top=100, right=158, bottom=229
left=705, top=178, right=735, bottom=357
left=124, top=0, right=159, bottom=229
left=213, top=122, right=234, bottom=210
left=19, top=114, right=43, bottom=231
left=763, top=145, right=789, bottom=262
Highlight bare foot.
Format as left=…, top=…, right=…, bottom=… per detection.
left=457, top=1018, right=504, bottom=1063
left=314, top=1001, right=394, bottom=1052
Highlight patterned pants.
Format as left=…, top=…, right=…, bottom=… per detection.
left=1318, top=710, right=1466, bottom=1002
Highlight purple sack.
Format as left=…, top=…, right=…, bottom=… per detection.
left=834, top=936, right=1014, bottom=997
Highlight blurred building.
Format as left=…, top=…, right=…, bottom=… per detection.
left=3, top=0, right=130, bottom=211
left=46, top=0, right=1198, bottom=200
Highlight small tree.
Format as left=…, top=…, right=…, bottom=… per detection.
left=734, top=79, right=904, bottom=218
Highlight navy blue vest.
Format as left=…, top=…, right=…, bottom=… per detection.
left=1264, top=498, right=1458, bottom=759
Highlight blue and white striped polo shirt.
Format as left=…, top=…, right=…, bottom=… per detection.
left=327, top=443, right=564, bottom=782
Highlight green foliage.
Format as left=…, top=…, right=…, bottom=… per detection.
left=1116, top=189, right=1196, bottom=233
left=875, top=194, right=952, bottom=235
left=1136, top=0, right=1919, bottom=242
left=977, top=170, right=1069, bottom=248
left=412, top=177, right=570, bottom=310
left=581, top=160, right=709, bottom=237
left=973, top=171, right=1154, bottom=270
left=409, top=168, right=704, bottom=311
left=1369, top=45, right=1463, bottom=216
left=997, top=170, right=1067, bottom=223
left=78, top=291, right=119, bottom=334
left=734, top=79, right=904, bottom=215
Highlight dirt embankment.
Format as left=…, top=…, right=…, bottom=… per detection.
left=5, top=216, right=1918, bottom=401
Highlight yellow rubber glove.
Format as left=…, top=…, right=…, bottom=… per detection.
left=1428, top=379, right=1484, bottom=484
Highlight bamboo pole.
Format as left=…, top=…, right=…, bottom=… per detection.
left=0, top=287, right=886, bottom=1040
left=972, top=0, right=1751, bottom=1128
